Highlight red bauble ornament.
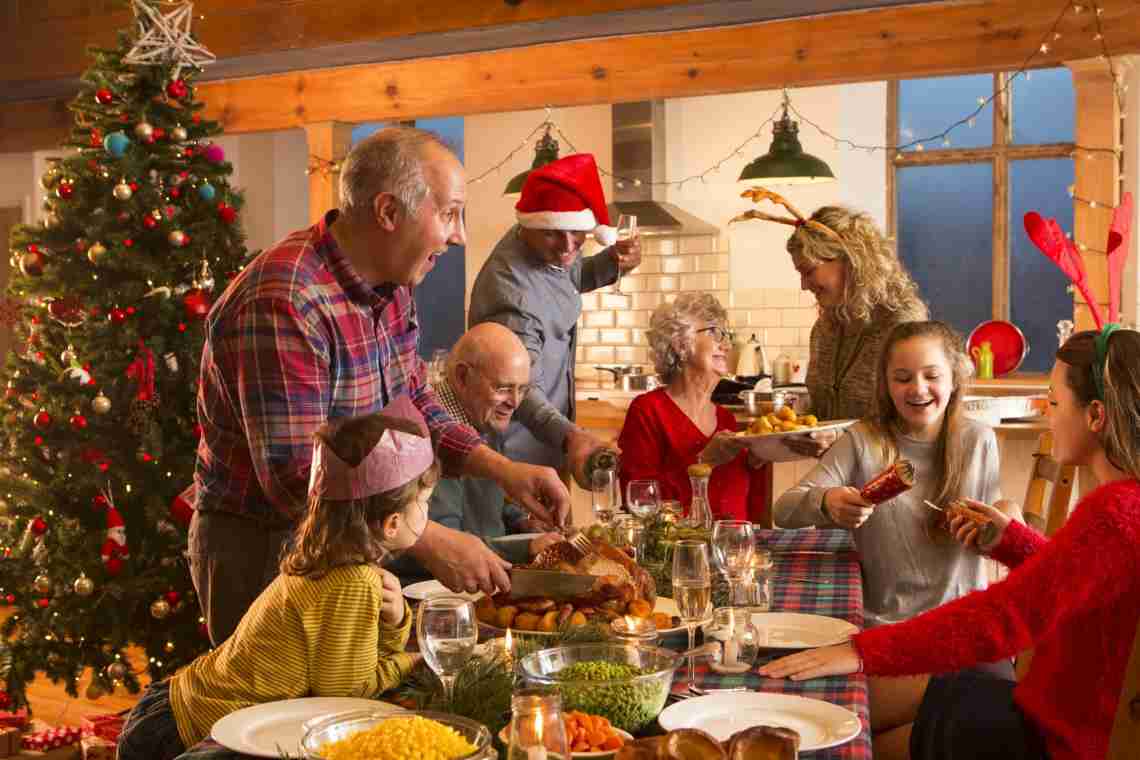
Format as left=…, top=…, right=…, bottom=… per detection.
left=32, top=410, right=51, bottom=429
left=56, top=181, right=74, bottom=200
left=95, top=88, right=113, bottom=105
left=143, top=215, right=158, bottom=229
left=165, top=590, right=181, bottom=605
left=170, top=187, right=181, bottom=199
left=69, top=414, right=88, bottom=430
left=89, top=129, right=103, bottom=147
left=183, top=289, right=211, bottom=320
left=93, top=494, right=108, bottom=511
left=178, top=323, right=187, bottom=333
left=19, top=251, right=45, bottom=277
left=124, top=238, right=134, bottom=248
left=4, top=387, right=16, bottom=399
left=166, top=79, right=188, bottom=99
left=48, top=297, right=85, bottom=325
left=3, top=595, right=12, bottom=605
left=153, top=127, right=166, bottom=140
left=35, top=598, right=49, bottom=609
left=129, top=181, right=139, bottom=191
left=110, top=308, right=127, bottom=325
left=31, top=517, right=47, bottom=535
left=183, top=147, right=195, bottom=158
left=218, top=205, right=238, bottom=224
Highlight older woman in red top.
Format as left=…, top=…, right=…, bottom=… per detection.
left=617, top=293, right=770, bottom=523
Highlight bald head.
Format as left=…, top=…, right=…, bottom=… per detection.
left=448, top=323, right=532, bottom=434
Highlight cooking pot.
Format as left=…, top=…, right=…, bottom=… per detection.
left=738, top=389, right=787, bottom=417
left=596, top=365, right=660, bottom=392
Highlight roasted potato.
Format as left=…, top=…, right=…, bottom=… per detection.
left=569, top=611, right=588, bottom=627
left=514, top=611, right=542, bottom=631
left=539, top=609, right=561, bottom=632
left=495, top=605, right=519, bottom=629
left=776, top=406, right=797, bottom=422
left=518, top=597, right=556, bottom=613
left=627, top=598, right=653, bottom=618
left=650, top=612, right=672, bottom=630
left=475, top=597, right=498, bottom=625
left=800, top=414, right=819, bottom=427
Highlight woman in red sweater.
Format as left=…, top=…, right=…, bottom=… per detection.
left=760, top=325, right=1140, bottom=760
left=617, top=293, right=770, bottom=523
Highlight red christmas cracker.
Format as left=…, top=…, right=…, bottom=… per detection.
left=0, top=709, right=27, bottom=730
left=23, top=725, right=82, bottom=751
left=860, top=459, right=916, bottom=505
left=80, top=713, right=125, bottom=743
left=79, top=734, right=116, bottom=760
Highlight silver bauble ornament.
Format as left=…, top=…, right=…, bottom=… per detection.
left=171, top=125, right=188, bottom=142
left=92, top=392, right=112, bottom=415
left=164, top=640, right=176, bottom=654
left=73, top=574, right=94, bottom=596
left=113, top=181, right=133, bottom=201
left=40, top=171, right=59, bottom=190
left=32, top=539, right=50, bottom=566
left=87, top=242, right=107, bottom=264
left=32, top=573, right=51, bottom=594
left=60, top=346, right=77, bottom=365
left=134, top=122, right=154, bottom=141
left=163, top=352, right=179, bottom=373
left=168, top=230, right=187, bottom=247
left=42, top=211, right=58, bottom=228
left=106, top=662, right=127, bottom=680
left=150, top=598, right=171, bottom=619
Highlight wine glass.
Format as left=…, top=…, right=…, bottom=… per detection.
left=416, top=594, right=477, bottom=708
left=614, top=214, right=637, bottom=293
left=507, top=688, right=570, bottom=760
left=626, top=479, right=660, bottom=524
left=711, top=520, right=755, bottom=604
left=672, top=540, right=712, bottom=689
left=591, top=467, right=619, bottom=527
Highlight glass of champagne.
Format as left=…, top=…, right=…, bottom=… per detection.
left=711, top=520, right=755, bottom=604
left=416, top=594, right=477, bottom=708
left=614, top=214, right=637, bottom=294
left=672, top=540, right=712, bottom=689
left=507, top=688, right=570, bottom=760
left=591, top=467, right=619, bottom=527
left=626, top=479, right=660, bottom=525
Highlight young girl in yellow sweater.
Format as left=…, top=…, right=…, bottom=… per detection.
left=118, top=396, right=437, bottom=760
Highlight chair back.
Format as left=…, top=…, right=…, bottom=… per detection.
left=1109, top=612, right=1140, bottom=758
left=1022, top=431, right=1076, bottom=537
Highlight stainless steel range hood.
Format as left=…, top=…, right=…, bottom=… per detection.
left=608, top=101, right=719, bottom=237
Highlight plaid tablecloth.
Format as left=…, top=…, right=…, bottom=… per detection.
left=658, top=528, right=870, bottom=760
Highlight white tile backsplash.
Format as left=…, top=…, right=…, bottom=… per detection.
left=782, top=308, right=819, bottom=328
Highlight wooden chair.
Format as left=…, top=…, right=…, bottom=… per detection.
left=1022, top=431, right=1076, bottom=537
left=1015, top=432, right=1077, bottom=680
left=1109, top=612, right=1140, bottom=758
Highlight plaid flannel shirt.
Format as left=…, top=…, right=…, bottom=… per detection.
left=193, top=210, right=482, bottom=525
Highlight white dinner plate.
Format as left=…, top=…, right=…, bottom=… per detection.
left=482, top=596, right=705, bottom=637
left=211, top=697, right=405, bottom=758
left=402, top=579, right=483, bottom=602
left=748, top=612, right=859, bottom=649
left=734, top=419, right=857, bottom=463
left=657, top=692, right=861, bottom=751
left=488, top=532, right=544, bottom=545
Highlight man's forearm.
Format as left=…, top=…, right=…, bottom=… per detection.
left=407, top=519, right=444, bottom=561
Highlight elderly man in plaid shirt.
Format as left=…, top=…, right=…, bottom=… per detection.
left=190, top=127, right=570, bottom=645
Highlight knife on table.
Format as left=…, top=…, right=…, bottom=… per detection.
left=508, top=569, right=596, bottom=599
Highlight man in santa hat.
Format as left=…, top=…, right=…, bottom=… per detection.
left=469, top=154, right=641, bottom=483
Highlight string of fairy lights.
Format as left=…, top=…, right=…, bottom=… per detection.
left=307, top=0, right=1130, bottom=215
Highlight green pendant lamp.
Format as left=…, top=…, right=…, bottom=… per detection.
left=505, top=127, right=561, bottom=196
left=739, top=91, right=836, bottom=186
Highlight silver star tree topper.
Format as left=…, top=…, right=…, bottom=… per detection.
left=123, top=0, right=216, bottom=80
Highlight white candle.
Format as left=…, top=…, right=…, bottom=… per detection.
left=526, top=746, right=547, bottom=760
left=724, top=637, right=739, bottom=666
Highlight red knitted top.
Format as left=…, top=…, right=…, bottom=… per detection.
left=853, top=478, right=1140, bottom=760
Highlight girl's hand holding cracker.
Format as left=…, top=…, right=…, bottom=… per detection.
left=376, top=567, right=406, bottom=626
left=823, top=486, right=874, bottom=529
left=949, top=498, right=1012, bottom=553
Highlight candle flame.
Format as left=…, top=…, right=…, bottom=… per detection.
left=505, top=627, right=513, bottom=651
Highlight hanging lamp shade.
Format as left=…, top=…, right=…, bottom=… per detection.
left=738, top=111, right=836, bottom=186
left=505, top=129, right=561, bottom=196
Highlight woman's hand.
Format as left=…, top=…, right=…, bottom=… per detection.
left=783, top=428, right=840, bottom=458
left=758, top=642, right=861, bottom=681
left=699, top=431, right=748, bottom=467
left=376, top=567, right=406, bottom=626
left=823, top=487, right=874, bottom=530
left=950, top=498, right=1013, bottom=553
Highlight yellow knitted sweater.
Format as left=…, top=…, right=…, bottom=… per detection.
left=169, top=564, right=413, bottom=747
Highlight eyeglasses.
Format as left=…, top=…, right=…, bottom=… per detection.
left=697, top=325, right=735, bottom=343
left=464, top=363, right=532, bottom=400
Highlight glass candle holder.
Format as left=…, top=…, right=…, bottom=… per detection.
left=507, top=688, right=569, bottom=760
left=707, top=607, right=761, bottom=674
left=610, top=615, right=659, bottom=646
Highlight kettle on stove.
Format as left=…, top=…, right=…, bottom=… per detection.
left=734, top=333, right=768, bottom=378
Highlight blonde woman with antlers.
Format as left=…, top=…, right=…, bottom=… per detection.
left=731, top=189, right=928, bottom=458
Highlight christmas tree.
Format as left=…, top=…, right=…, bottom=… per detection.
left=0, top=0, right=248, bottom=708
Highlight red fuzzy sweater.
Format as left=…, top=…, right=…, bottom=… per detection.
left=853, top=478, right=1140, bottom=760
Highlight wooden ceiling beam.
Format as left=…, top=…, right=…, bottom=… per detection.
left=3, top=0, right=1138, bottom=153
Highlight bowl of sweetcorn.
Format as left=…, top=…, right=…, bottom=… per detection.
left=301, top=710, right=492, bottom=760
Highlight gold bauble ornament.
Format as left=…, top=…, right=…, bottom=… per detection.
left=92, top=392, right=112, bottom=415
left=73, top=574, right=94, bottom=596
left=32, top=573, right=51, bottom=594
left=150, top=598, right=171, bottom=619
left=112, top=181, right=133, bottom=201
left=86, top=242, right=108, bottom=264
left=164, top=640, right=176, bottom=654
left=171, top=125, right=188, bottom=142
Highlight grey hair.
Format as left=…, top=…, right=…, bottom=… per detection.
left=646, top=293, right=728, bottom=384
left=339, top=126, right=454, bottom=222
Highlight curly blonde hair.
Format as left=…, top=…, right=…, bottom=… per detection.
left=646, top=293, right=728, bottom=384
left=786, top=206, right=925, bottom=326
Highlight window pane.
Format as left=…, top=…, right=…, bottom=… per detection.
left=1011, top=67, right=1075, bottom=145
left=897, top=163, right=994, bottom=338
left=1009, top=158, right=1075, bottom=372
left=899, top=74, right=994, bottom=151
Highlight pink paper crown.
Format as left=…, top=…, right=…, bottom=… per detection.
left=308, top=395, right=435, bottom=501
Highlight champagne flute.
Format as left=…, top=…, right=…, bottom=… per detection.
left=614, top=214, right=637, bottom=294
left=672, top=540, right=712, bottom=689
left=591, top=467, right=619, bottom=527
left=507, top=688, right=569, bottom=760
left=626, top=479, right=660, bottom=525
left=416, top=594, right=477, bottom=708
left=711, top=520, right=754, bottom=604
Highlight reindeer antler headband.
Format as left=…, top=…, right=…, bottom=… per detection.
left=729, top=187, right=841, bottom=241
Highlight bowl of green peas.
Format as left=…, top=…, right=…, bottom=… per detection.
left=517, top=643, right=680, bottom=734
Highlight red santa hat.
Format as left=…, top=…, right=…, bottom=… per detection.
left=515, top=154, right=617, bottom=246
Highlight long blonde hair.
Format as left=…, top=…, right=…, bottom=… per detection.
left=280, top=413, right=440, bottom=578
left=786, top=206, right=926, bottom=326
left=863, top=321, right=973, bottom=505
left=1057, top=329, right=1140, bottom=480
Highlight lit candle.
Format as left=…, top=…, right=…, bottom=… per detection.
left=503, top=628, right=514, bottom=668
left=611, top=615, right=657, bottom=645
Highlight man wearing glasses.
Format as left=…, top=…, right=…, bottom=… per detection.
left=389, top=323, right=563, bottom=586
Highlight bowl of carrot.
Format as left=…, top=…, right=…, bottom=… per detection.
left=498, top=710, right=632, bottom=758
